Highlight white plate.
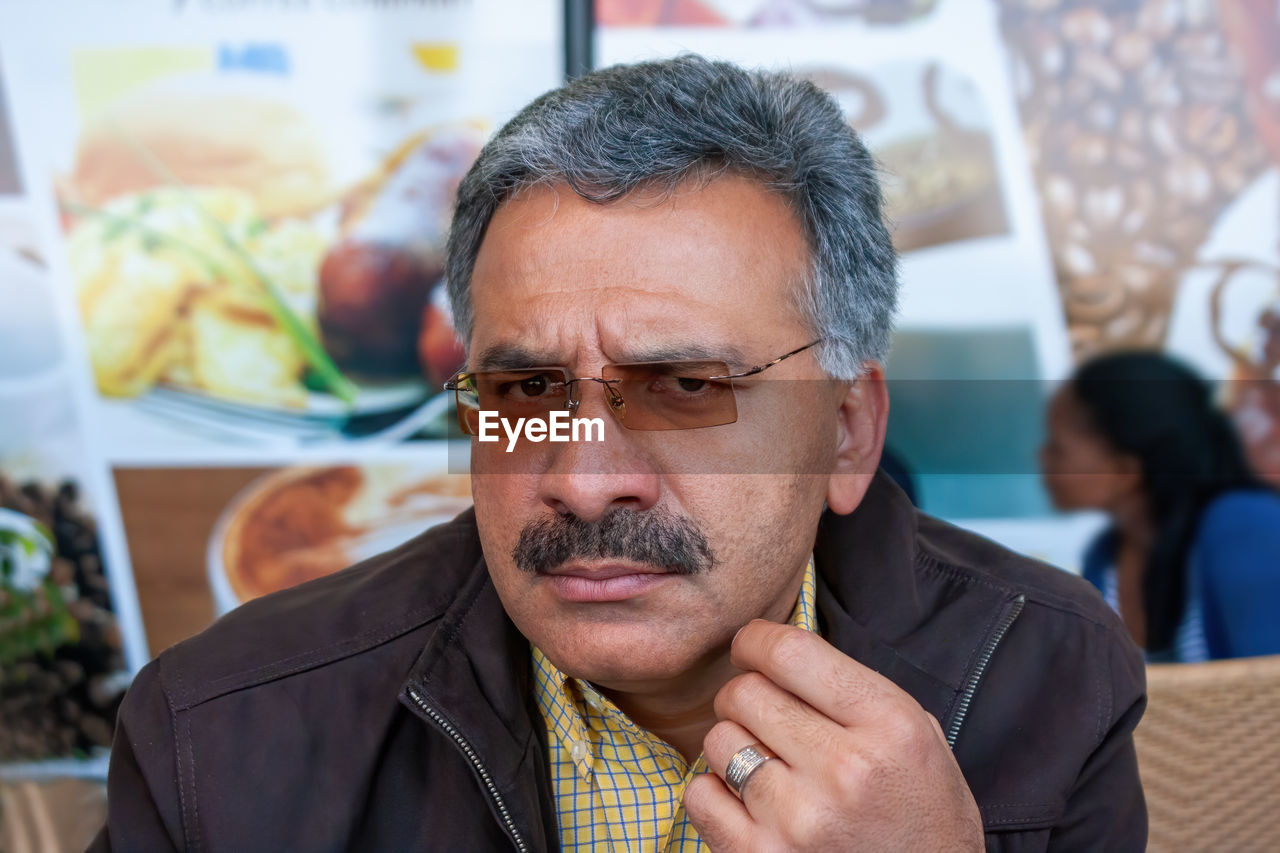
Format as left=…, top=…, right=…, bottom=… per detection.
left=207, top=462, right=471, bottom=615
left=150, top=377, right=430, bottom=420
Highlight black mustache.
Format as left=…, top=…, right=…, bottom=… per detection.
left=512, top=508, right=715, bottom=576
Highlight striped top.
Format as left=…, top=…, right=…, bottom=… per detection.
left=1084, top=489, right=1280, bottom=662
left=1098, top=564, right=1209, bottom=663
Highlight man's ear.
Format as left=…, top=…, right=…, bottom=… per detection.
left=826, top=364, right=889, bottom=516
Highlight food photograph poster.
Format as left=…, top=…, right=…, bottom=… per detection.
left=0, top=0, right=559, bottom=776
left=1, top=0, right=1279, bottom=790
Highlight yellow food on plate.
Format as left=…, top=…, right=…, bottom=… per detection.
left=186, top=291, right=307, bottom=408
left=67, top=187, right=327, bottom=407
left=75, top=242, right=197, bottom=397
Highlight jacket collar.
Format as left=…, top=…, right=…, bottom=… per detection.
left=813, top=473, right=961, bottom=724
left=814, top=472, right=1025, bottom=728
left=815, top=470, right=926, bottom=641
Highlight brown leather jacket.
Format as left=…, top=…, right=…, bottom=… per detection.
left=91, top=474, right=1146, bottom=851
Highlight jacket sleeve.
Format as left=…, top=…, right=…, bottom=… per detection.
left=88, top=658, right=186, bottom=852
left=1046, top=631, right=1148, bottom=851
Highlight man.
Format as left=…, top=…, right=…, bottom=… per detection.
left=94, top=56, right=1146, bottom=851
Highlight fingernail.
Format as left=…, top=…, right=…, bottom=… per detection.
left=731, top=619, right=764, bottom=647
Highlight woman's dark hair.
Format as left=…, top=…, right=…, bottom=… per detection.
left=1071, top=351, right=1267, bottom=652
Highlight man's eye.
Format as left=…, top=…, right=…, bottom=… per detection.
left=676, top=377, right=707, bottom=393
left=519, top=375, right=549, bottom=397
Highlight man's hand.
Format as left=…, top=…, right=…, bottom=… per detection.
left=683, top=620, right=985, bottom=852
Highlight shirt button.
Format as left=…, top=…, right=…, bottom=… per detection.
left=570, top=739, right=590, bottom=763
left=585, top=693, right=605, bottom=712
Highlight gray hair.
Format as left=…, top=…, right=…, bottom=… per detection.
left=445, top=54, right=898, bottom=378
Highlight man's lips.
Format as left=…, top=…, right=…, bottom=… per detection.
left=543, top=562, right=670, bottom=580
left=540, top=562, right=676, bottom=602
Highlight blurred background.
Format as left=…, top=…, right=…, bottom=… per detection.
left=1, top=0, right=1278, bottom=846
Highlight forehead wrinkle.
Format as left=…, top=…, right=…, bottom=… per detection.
left=471, top=340, right=751, bottom=372
left=585, top=290, right=754, bottom=367
left=471, top=177, right=815, bottom=373
left=608, top=341, right=750, bottom=366
left=473, top=279, right=789, bottom=371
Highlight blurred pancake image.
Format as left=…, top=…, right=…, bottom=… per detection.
left=807, top=62, right=1008, bottom=255
left=875, top=131, right=1005, bottom=253
left=208, top=464, right=472, bottom=612
left=71, top=90, right=332, bottom=219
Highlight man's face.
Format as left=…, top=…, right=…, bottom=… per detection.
left=466, top=175, right=849, bottom=691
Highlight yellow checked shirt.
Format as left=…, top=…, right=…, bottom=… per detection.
left=531, top=558, right=820, bottom=853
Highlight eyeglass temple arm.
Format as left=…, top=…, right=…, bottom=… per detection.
left=446, top=340, right=823, bottom=388
left=708, top=340, right=823, bottom=381
left=443, top=371, right=615, bottom=395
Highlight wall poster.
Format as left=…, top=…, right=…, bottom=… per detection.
left=0, top=0, right=560, bottom=778
left=595, top=0, right=1280, bottom=565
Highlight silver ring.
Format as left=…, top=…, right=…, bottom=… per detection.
left=724, top=743, right=777, bottom=797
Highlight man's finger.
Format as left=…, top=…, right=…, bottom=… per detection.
left=711, top=670, right=845, bottom=769
left=701, top=719, right=790, bottom=812
left=730, top=620, right=907, bottom=727
left=683, top=772, right=757, bottom=852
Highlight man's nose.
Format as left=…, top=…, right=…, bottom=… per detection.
left=565, top=377, right=625, bottom=417
left=538, top=384, right=660, bottom=522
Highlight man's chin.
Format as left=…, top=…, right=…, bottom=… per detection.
left=532, top=625, right=715, bottom=688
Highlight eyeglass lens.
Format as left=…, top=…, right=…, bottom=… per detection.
left=453, top=361, right=738, bottom=434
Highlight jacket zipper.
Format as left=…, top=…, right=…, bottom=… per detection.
left=406, top=686, right=530, bottom=853
left=404, top=596, right=1025, bottom=841
left=945, top=594, right=1025, bottom=749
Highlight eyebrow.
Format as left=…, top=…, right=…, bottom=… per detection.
left=471, top=345, right=556, bottom=372
left=612, top=343, right=749, bottom=366
left=470, top=342, right=751, bottom=371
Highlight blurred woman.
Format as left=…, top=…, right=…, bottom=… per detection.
left=1041, top=351, right=1280, bottom=662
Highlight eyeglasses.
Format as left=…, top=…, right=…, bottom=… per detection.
left=444, top=340, right=823, bottom=434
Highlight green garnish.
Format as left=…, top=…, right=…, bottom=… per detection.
left=118, top=134, right=359, bottom=407
left=62, top=191, right=358, bottom=407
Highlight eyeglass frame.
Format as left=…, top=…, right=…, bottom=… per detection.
left=442, top=339, right=825, bottom=428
